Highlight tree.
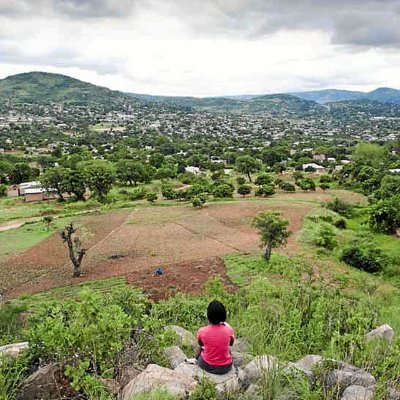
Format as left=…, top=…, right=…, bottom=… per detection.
left=236, top=176, right=246, bottom=185
left=279, top=181, right=295, bottom=192
left=353, top=143, right=387, bottom=167
left=252, top=211, right=291, bottom=262
left=9, top=163, right=32, bottom=184
left=255, top=173, right=273, bottom=187
left=41, top=166, right=68, bottom=200
left=297, top=177, right=316, bottom=191
left=235, top=156, right=261, bottom=182
left=212, top=183, right=234, bottom=198
left=63, top=168, right=87, bottom=201
left=369, top=195, right=400, bottom=235
left=82, top=160, right=116, bottom=200
left=237, top=185, right=252, bottom=197
left=42, top=216, right=53, bottom=231
left=149, top=152, right=165, bottom=168
left=60, top=223, right=86, bottom=277
left=116, top=159, right=145, bottom=186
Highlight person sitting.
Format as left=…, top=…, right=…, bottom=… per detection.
left=194, top=300, right=235, bottom=375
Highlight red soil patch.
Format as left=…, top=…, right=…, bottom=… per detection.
left=3, top=192, right=345, bottom=299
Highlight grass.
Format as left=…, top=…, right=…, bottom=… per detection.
left=0, top=218, right=72, bottom=261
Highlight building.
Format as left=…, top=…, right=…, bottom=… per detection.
left=24, top=188, right=58, bottom=203
left=302, top=163, right=325, bottom=174
left=19, top=181, right=42, bottom=195
left=185, top=166, right=201, bottom=175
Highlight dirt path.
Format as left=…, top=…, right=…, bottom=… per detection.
left=0, top=217, right=41, bottom=232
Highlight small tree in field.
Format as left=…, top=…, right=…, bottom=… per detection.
left=252, top=211, right=291, bottom=262
left=61, top=223, right=86, bottom=277
left=42, top=215, right=53, bottom=231
left=237, top=185, right=252, bottom=197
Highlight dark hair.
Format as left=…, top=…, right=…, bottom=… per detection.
left=207, top=300, right=227, bottom=325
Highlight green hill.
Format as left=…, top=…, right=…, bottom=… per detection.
left=0, top=71, right=136, bottom=108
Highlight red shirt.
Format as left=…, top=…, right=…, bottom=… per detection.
left=197, top=323, right=235, bottom=366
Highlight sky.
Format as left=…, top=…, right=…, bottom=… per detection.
left=0, top=0, right=400, bottom=97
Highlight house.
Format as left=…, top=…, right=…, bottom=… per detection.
left=18, top=181, right=42, bottom=195
left=6, top=185, right=19, bottom=198
left=185, top=166, right=201, bottom=175
left=313, top=154, right=326, bottom=162
left=389, top=169, right=400, bottom=174
left=302, top=163, right=325, bottom=174
left=24, top=188, right=58, bottom=203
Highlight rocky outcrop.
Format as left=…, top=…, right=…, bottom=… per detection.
left=365, top=324, right=395, bottom=343
left=164, top=346, right=187, bottom=368
left=121, top=364, right=197, bottom=399
left=0, top=342, right=29, bottom=358
left=286, top=354, right=323, bottom=380
left=175, top=362, right=240, bottom=393
left=164, top=325, right=198, bottom=349
left=341, top=385, right=374, bottom=400
left=241, top=355, right=278, bottom=386
left=16, top=363, right=77, bottom=400
left=326, top=365, right=376, bottom=392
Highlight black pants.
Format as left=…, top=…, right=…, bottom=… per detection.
left=197, top=355, right=233, bottom=375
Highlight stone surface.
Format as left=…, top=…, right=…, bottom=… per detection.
left=100, top=378, right=119, bottom=396
left=326, top=369, right=376, bottom=391
left=241, top=355, right=278, bottom=385
left=231, top=338, right=250, bottom=354
left=286, top=354, right=323, bottom=380
left=165, top=325, right=197, bottom=349
left=16, top=363, right=76, bottom=400
left=164, top=346, right=187, bottom=368
left=341, top=385, right=374, bottom=400
left=365, top=324, right=395, bottom=343
left=0, top=342, right=29, bottom=358
left=174, top=362, right=240, bottom=393
left=118, top=366, right=142, bottom=388
left=232, top=351, right=252, bottom=368
left=121, top=364, right=197, bottom=399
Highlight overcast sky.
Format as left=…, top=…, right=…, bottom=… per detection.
left=0, top=0, right=400, bottom=96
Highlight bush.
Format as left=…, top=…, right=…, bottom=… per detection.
left=236, top=176, right=246, bottom=185
left=192, top=197, right=203, bottom=208
left=320, top=175, right=333, bottom=183
left=320, top=183, right=330, bottom=191
left=237, top=185, right=252, bottom=197
left=369, top=195, right=400, bottom=235
left=279, top=181, right=296, bottom=192
left=0, top=184, right=7, bottom=197
left=212, top=184, right=234, bottom=198
left=161, top=184, right=177, bottom=200
left=128, top=186, right=147, bottom=201
left=312, top=222, right=338, bottom=250
left=326, top=197, right=353, bottom=217
left=146, top=192, right=157, bottom=203
left=256, top=184, right=275, bottom=197
left=255, top=173, right=273, bottom=186
left=297, top=178, right=316, bottom=191
left=189, top=378, right=218, bottom=400
left=340, top=242, right=385, bottom=273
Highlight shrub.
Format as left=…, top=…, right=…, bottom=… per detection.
left=161, top=184, right=177, bottom=200
left=192, top=197, right=203, bottom=208
left=128, top=186, right=147, bottom=201
left=319, top=183, right=330, bottom=191
left=312, top=222, right=338, bottom=250
left=340, top=242, right=385, bottom=273
left=146, top=192, right=157, bottom=203
left=297, top=178, right=316, bottom=191
left=279, top=181, right=296, bottom=192
left=255, top=173, right=273, bottom=186
left=212, top=184, right=233, bottom=198
left=189, top=378, right=218, bottom=400
left=0, top=184, right=7, bottom=197
left=237, top=185, right=252, bottom=197
left=236, top=176, right=246, bottom=185
left=369, top=195, right=400, bottom=235
left=326, top=197, right=353, bottom=217
left=320, top=175, right=333, bottom=183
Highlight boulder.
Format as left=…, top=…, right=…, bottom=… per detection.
left=164, top=346, right=187, bottom=368
left=365, top=324, right=395, bottom=343
left=241, top=355, right=278, bottom=385
left=286, top=355, right=323, bottom=380
left=326, top=369, right=376, bottom=391
left=174, top=362, right=240, bottom=393
left=121, top=364, right=197, bottom=399
left=231, top=338, right=250, bottom=354
left=165, top=325, right=197, bottom=349
left=0, top=342, right=29, bottom=358
left=100, top=378, right=119, bottom=396
left=341, top=385, right=374, bottom=400
left=232, top=351, right=253, bottom=368
left=16, top=363, right=76, bottom=400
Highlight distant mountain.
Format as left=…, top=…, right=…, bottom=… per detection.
left=0, top=72, right=136, bottom=108
left=292, top=87, right=400, bottom=105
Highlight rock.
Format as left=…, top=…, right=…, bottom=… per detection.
left=165, top=325, right=197, bottom=349
left=0, top=342, right=29, bottom=358
left=246, top=383, right=261, bottom=396
left=241, top=355, right=278, bottom=385
left=174, top=362, right=240, bottom=393
left=326, top=369, right=376, bottom=391
left=387, top=387, right=400, bottom=400
left=232, top=351, right=253, bottom=368
left=121, top=364, right=197, bottom=399
left=118, top=366, right=142, bottom=388
left=100, top=378, right=119, bottom=396
left=164, top=346, right=187, bottom=368
left=16, top=363, right=76, bottom=400
left=365, top=324, right=395, bottom=343
left=232, top=338, right=250, bottom=354
left=341, top=385, right=374, bottom=400
left=286, top=355, right=323, bottom=380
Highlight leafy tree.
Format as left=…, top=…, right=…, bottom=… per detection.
left=235, top=155, right=261, bottom=182
left=82, top=160, right=116, bottom=200
left=9, top=163, right=33, bottom=184
left=369, top=195, right=400, bottom=234
left=149, top=152, right=165, bottom=168
left=353, top=143, right=387, bottom=167
left=0, top=183, right=7, bottom=197
left=255, top=173, right=273, bottom=186
left=40, top=166, right=68, bottom=200
left=255, top=184, right=275, bottom=197
left=212, top=183, right=234, bottom=198
left=279, top=181, right=295, bottom=192
left=252, top=211, right=291, bottom=261
left=375, top=175, right=400, bottom=200
left=236, top=176, right=246, bottom=185
left=116, top=159, right=145, bottom=186
left=237, top=185, right=252, bottom=197
left=63, top=168, right=87, bottom=201
left=0, top=160, right=12, bottom=184
left=297, top=177, right=316, bottom=191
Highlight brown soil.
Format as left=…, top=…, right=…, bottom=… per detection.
left=2, top=190, right=359, bottom=299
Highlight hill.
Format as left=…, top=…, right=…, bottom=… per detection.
left=0, top=72, right=137, bottom=108
left=292, top=87, right=400, bottom=104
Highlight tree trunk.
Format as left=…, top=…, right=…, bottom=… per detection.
left=264, top=243, right=272, bottom=262
left=247, top=171, right=252, bottom=182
